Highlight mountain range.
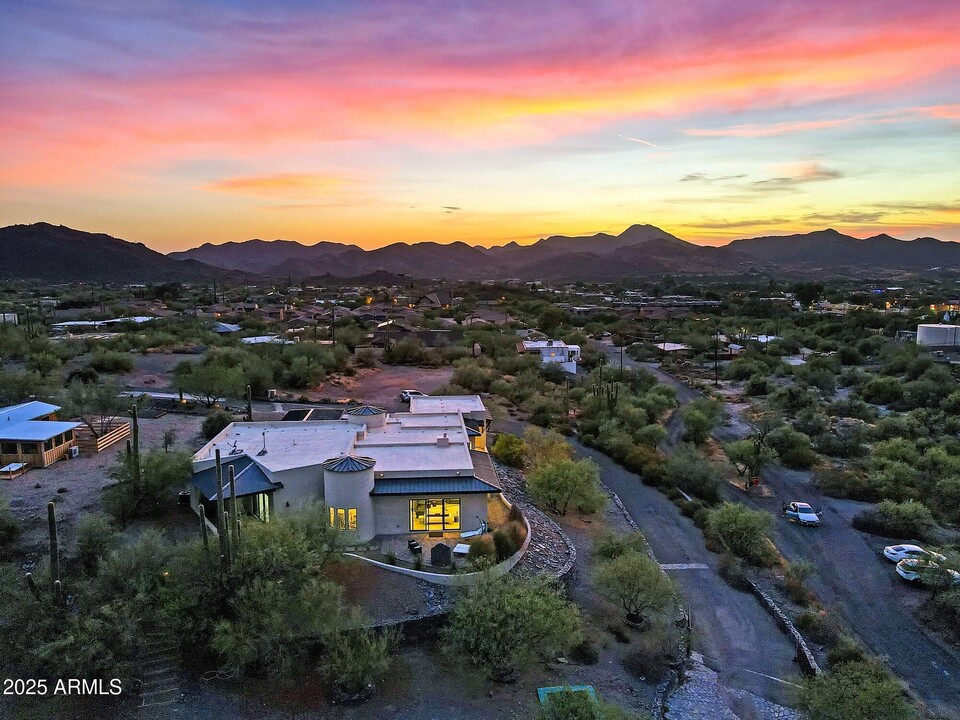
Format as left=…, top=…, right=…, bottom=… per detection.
left=3, top=222, right=960, bottom=283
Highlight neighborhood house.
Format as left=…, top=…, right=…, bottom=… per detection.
left=189, top=395, right=498, bottom=543
left=0, top=400, right=80, bottom=470
left=516, top=338, right=581, bottom=374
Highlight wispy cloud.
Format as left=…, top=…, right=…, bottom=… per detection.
left=680, top=172, right=747, bottom=183
left=202, top=173, right=352, bottom=199
left=620, top=135, right=671, bottom=151
left=688, top=217, right=793, bottom=229
left=750, top=161, right=843, bottom=192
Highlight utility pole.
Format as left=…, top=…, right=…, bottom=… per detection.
left=714, top=325, right=720, bottom=387
left=330, top=309, right=336, bottom=344
left=619, top=336, right=624, bottom=381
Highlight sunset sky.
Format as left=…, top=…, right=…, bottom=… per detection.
left=2, top=0, right=959, bottom=252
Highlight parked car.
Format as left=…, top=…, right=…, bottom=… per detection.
left=883, top=544, right=946, bottom=564
left=897, top=556, right=960, bottom=586
left=400, top=389, right=427, bottom=402
left=782, top=501, right=821, bottom=526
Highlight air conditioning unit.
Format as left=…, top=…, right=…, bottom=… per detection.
left=68, top=446, right=80, bottom=459
left=267, top=389, right=278, bottom=400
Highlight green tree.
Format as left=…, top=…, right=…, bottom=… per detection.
left=662, top=444, right=721, bottom=503
left=523, top=425, right=574, bottom=468
left=594, top=550, right=676, bottom=626
left=175, top=363, right=245, bottom=407
left=725, top=439, right=777, bottom=479
left=679, top=407, right=712, bottom=445
left=527, top=458, right=605, bottom=515
left=61, top=380, right=128, bottom=438
left=444, top=575, right=582, bottom=681
left=324, top=627, right=396, bottom=696
left=202, top=409, right=235, bottom=440
left=705, top=503, right=775, bottom=566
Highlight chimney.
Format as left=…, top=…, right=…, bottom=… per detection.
left=436, top=433, right=450, bottom=448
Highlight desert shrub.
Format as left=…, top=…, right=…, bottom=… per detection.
left=662, top=444, right=721, bottom=503
left=852, top=500, right=937, bottom=541
left=814, top=468, right=877, bottom=501
left=745, top=374, right=770, bottom=396
left=624, top=445, right=666, bottom=483
left=859, top=375, right=904, bottom=406
left=443, top=574, right=582, bottom=681
left=593, top=531, right=647, bottom=561
left=353, top=348, right=377, bottom=368
left=801, top=659, right=915, bottom=720
left=717, top=553, right=752, bottom=592
left=507, top=503, right=525, bottom=524
left=493, top=527, right=519, bottom=561
left=103, top=450, right=192, bottom=524
left=622, top=621, right=680, bottom=683
left=827, top=635, right=869, bottom=668
left=451, top=360, right=495, bottom=392
left=783, top=560, right=813, bottom=605
left=796, top=610, right=842, bottom=647
left=382, top=339, right=427, bottom=365
left=538, top=689, right=648, bottom=720
left=568, top=639, right=599, bottom=665
left=705, top=503, right=776, bottom=566
left=324, top=628, right=395, bottom=696
left=767, top=427, right=817, bottom=469
left=692, top=507, right=710, bottom=529
left=202, top=409, right=235, bottom=440
left=467, top=535, right=496, bottom=564
left=491, top=433, right=526, bottom=467
left=0, top=499, right=18, bottom=558
left=89, top=349, right=135, bottom=374
left=75, top=513, right=119, bottom=575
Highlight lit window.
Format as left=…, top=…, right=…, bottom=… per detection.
left=348, top=508, right=357, bottom=531
left=337, top=508, right=346, bottom=530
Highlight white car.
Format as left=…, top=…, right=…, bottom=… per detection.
left=782, top=501, right=821, bottom=526
left=883, top=544, right=946, bottom=564
left=897, top=556, right=960, bottom=585
left=400, top=389, right=427, bottom=402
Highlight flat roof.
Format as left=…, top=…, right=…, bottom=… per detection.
left=409, top=395, right=487, bottom=415
left=195, top=421, right=358, bottom=473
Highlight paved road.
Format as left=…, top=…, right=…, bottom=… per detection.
left=591, top=341, right=960, bottom=718
left=573, top=440, right=803, bottom=706
left=748, top=468, right=960, bottom=718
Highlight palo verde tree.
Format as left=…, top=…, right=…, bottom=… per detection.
left=527, top=458, right=605, bottom=516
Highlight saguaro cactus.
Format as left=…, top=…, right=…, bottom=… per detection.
left=592, top=382, right=620, bottom=411
left=47, top=501, right=59, bottom=593
left=130, top=405, right=142, bottom=489
left=228, top=464, right=241, bottom=557
left=215, top=450, right=227, bottom=570
left=245, top=384, right=253, bottom=422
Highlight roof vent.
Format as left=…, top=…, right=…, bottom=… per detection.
left=436, top=433, right=450, bottom=448
left=256, top=431, right=268, bottom=456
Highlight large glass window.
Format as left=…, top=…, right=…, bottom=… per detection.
left=0, top=442, right=17, bottom=454
left=329, top=506, right=357, bottom=531
left=409, top=498, right=461, bottom=531
left=43, top=439, right=54, bottom=452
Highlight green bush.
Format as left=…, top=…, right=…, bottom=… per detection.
left=860, top=376, right=904, bottom=406
left=324, top=628, right=395, bottom=695
left=383, top=339, right=427, bottom=365
left=814, top=468, right=877, bottom=501
left=467, top=535, right=496, bottom=564
left=827, top=635, right=869, bottom=668
left=594, top=550, right=676, bottom=626
left=75, top=513, right=119, bottom=575
left=801, top=660, right=915, bottom=720
left=662, top=445, right=721, bottom=503
left=0, top=500, right=18, bottom=560
left=493, top=527, right=519, bottom=561
left=593, top=531, right=647, bottom=561
left=621, top=621, right=680, bottom=683
left=89, top=349, right=135, bottom=374
left=202, top=409, right=235, bottom=440
left=705, top=503, right=776, bottom=566
left=491, top=433, right=526, bottom=467
left=443, top=575, right=582, bottom=681
left=852, top=500, right=937, bottom=541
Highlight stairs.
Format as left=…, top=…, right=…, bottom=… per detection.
left=137, top=631, right=181, bottom=709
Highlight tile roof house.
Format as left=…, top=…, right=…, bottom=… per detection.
left=189, top=396, right=497, bottom=542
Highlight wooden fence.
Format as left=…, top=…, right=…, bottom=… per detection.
left=74, top=420, right=131, bottom=454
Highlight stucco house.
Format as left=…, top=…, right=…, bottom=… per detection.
left=189, top=395, right=497, bottom=543
left=517, top=338, right=581, bottom=374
